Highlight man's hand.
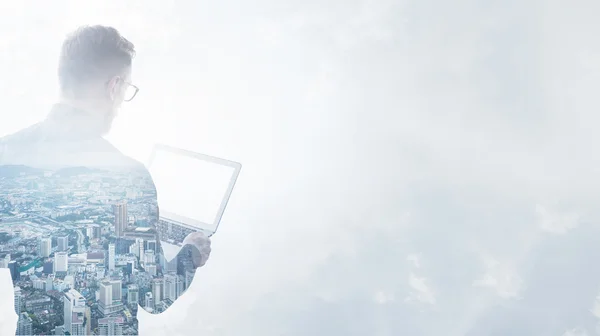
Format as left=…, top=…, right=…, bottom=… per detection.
left=182, top=231, right=212, bottom=268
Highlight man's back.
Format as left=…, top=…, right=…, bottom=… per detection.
left=0, top=25, right=210, bottom=335
left=0, top=104, right=179, bottom=335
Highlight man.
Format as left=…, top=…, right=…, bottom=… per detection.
left=0, top=25, right=211, bottom=335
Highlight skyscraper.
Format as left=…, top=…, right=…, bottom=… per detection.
left=185, top=269, right=195, bottom=290
left=39, top=237, right=51, bottom=258
left=43, top=260, right=53, bottom=274
left=107, top=243, right=115, bottom=271
left=175, top=275, right=184, bottom=300
left=138, top=241, right=144, bottom=261
left=99, top=281, right=113, bottom=307
left=152, top=278, right=163, bottom=304
left=98, top=279, right=124, bottom=316
left=98, top=317, right=124, bottom=336
left=57, top=235, right=68, bottom=252
left=16, top=312, right=32, bottom=336
left=70, top=310, right=86, bottom=335
left=164, top=273, right=179, bottom=301
left=85, top=225, right=94, bottom=239
left=85, top=306, right=92, bottom=335
left=8, top=260, right=19, bottom=281
left=144, top=250, right=155, bottom=264
left=64, top=289, right=86, bottom=335
left=113, top=201, right=128, bottom=237
left=127, top=284, right=139, bottom=305
left=13, top=287, right=22, bottom=314
left=146, top=239, right=157, bottom=253
left=0, top=253, right=10, bottom=268
left=46, top=274, right=54, bottom=292
left=145, top=263, right=157, bottom=277
left=145, top=292, right=153, bottom=311
left=54, top=252, right=68, bottom=272
left=166, top=253, right=178, bottom=273
left=128, top=242, right=138, bottom=256
left=110, top=279, right=122, bottom=302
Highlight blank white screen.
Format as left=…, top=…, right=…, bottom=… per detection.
left=149, top=149, right=235, bottom=227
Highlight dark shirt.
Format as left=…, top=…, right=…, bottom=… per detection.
left=0, top=104, right=196, bottom=336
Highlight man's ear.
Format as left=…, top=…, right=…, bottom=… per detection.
left=105, top=76, right=121, bottom=101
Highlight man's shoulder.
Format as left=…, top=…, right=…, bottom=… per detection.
left=0, top=123, right=45, bottom=164
left=102, top=141, right=150, bottom=175
left=0, top=123, right=148, bottom=176
left=0, top=122, right=44, bottom=145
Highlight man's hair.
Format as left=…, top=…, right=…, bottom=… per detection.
left=58, top=25, right=135, bottom=96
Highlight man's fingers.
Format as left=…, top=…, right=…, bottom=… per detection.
left=182, top=231, right=212, bottom=268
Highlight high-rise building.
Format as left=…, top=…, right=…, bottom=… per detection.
left=138, top=241, right=145, bottom=261
left=85, top=306, right=92, bottom=335
left=127, top=284, right=139, bottom=305
left=113, top=201, right=128, bottom=237
left=86, top=225, right=94, bottom=239
left=134, top=238, right=144, bottom=257
left=128, top=259, right=136, bottom=272
left=146, top=239, right=157, bottom=253
left=107, top=243, right=115, bottom=271
left=70, top=310, right=85, bottom=335
left=39, top=237, right=51, bottom=258
left=57, top=236, right=69, bottom=252
left=93, top=226, right=102, bottom=239
left=46, top=274, right=54, bottom=292
left=64, top=289, right=86, bottom=335
left=129, top=242, right=138, bottom=256
left=185, top=269, right=195, bottom=290
left=98, top=316, right=124, bottom=336
left=8, top=260, right=19, bottom=281
left=166, top=254, right=178, bottom=273
left=14, top=287, right=22, bottom=314
left=99, top=281, right=113, bottom=307
left=152, top=278, right=163, bottom=303
left=145, top=263, right=157, bottom=277
left=54, top=252, right=68, bottom=272
left=164, top=273, right=180, bottom=301
left=16, top=312, right=32, bottom=336
left=110, top=279, right=122, bottom=302
left=43, top=260, right=53, bottom=274
left=144, top=250, right=155, bottom=264
left=32, top=278, right=45, bottom=290
left=145, top=292, right=153, bottom=310
left=0, top=254, right=10, bottom=268
left=98, top=280, right=124, bottom=316
left=176, top=275, right=184, bottom=299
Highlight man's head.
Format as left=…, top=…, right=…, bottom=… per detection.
left=58, top=25, right=138, bottom=133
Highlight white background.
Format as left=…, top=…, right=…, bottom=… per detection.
left=2, top=1, right=600, bottom=336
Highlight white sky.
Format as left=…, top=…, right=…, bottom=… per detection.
left=2, top=1, right=600, bottom=335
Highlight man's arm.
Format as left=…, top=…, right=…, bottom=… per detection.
left=139, top=172, right=211, bottom=314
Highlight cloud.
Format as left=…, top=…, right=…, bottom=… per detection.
left=563, top=328, right=590, bottom=336
left=374, top=290, right=395, bottom=305
left=535, top=204, right=580, bottom=234
left=472, top=255, right=522, bottom=300
left=407, top=253, right=421, bottom=268
left=405, top=272, right=436, bottom=306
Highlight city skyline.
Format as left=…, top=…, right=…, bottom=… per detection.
left=0, top=164, right=197, bottom=335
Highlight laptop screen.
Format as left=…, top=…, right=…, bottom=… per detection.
left=147, top=145, right=240, bottom=234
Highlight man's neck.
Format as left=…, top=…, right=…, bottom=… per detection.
left=58, top=97, right=106, bottom=117
left=48, top=99, right=112, bottom=137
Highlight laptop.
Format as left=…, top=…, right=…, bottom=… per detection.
left=146, top=144, right=241, bottom=255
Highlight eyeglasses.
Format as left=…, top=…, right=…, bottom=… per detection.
left=123, top=82, right=139, bottom=102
